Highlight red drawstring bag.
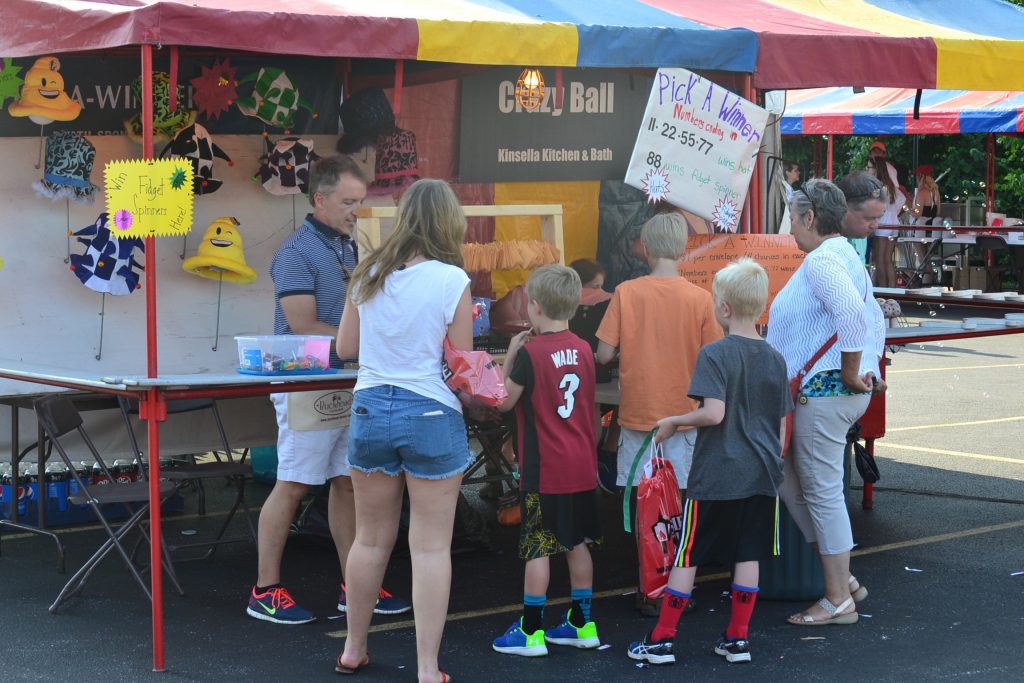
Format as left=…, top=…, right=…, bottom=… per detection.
left=624, top=433, right=683, bottom=600
left=441, top=337, right=508, bottom=410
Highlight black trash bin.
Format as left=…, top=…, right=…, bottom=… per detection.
left=758, top=500, right=824, bottom=601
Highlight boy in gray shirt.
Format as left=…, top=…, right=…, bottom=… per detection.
left=627, top=257, right=792, bottom=666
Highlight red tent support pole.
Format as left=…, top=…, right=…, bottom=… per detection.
left=168, top=46, right=178, bottom=113
left=745, top=77, right=762, bottom=234
left=986, top=134, right=997, bottom=267
left=140, top=43, right=166, bottom=674
left=741, top=75, right=752, bottom=233
left=826, top=135, right=834, bottom=181
left=393, top=59, right=404, bottom=117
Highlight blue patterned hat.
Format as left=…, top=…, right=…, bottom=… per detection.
left=33, top=131, right=98, bottom=204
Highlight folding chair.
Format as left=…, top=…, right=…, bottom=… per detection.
left=462, top=413, right=517, bottom=488
left=33, top=394, right=183, bottom=613
left=118, top=397, right=255, bottom=560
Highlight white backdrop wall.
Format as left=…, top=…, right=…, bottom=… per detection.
left=0, top=134, right=341, bottom=456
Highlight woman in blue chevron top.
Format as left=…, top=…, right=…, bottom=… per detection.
left=767, top=178, right=885, bottom=628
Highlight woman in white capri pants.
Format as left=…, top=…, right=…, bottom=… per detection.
left=767, top=178, right=886, bottom=626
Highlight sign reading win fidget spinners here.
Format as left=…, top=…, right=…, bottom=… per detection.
left=624, top=68, right=768, bottom=232
left=104, top=159, right=194, bottom=238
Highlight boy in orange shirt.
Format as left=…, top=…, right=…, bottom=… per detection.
left=595, top=212, right=722, bottom=613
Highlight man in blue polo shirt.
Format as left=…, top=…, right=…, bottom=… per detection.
left=247, top=155, right=409, bottom=624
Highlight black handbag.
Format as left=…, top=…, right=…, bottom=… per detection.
left=847, top=422, right=880, bottom=484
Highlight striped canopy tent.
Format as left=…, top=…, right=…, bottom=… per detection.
left=780, top=88, right=1024, bottom=135
left=4, top=0, right=1024, bottom=673
left=3, top=0, right=1024, bottom=91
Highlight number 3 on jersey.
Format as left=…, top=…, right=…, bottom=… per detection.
left=557, top=372, right=580, bottom=419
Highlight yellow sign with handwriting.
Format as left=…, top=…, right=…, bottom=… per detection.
left=104, top=159, right=194, bottom=237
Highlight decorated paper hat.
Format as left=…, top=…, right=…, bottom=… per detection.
left=68, top=213, right=145, bottom=296
left=235, top=67, right=316, bottom=131
left=337, top=87, right=395, bottom=153
left=8, top=56, right=81, bottom=125
left=182, top=217, right=257, bottom=284
left=253, top=136, right=321, bottom=195
left=368, top=128, right=421, bottom=196
left=124, top=72, right=197, bottom=143
left=33, top=130, right=99, bottom=204
left=159, top=123, right=232, bottom=195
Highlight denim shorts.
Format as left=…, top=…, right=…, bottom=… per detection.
left=347, top=385, right=473, bottom=480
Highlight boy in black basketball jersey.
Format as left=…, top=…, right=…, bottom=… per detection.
left=491, top=265, right=602, bottom=658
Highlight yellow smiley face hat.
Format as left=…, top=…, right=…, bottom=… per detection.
left=182, top=216, right=257, bottom=284
left=8, top=56, right=82, bottom=124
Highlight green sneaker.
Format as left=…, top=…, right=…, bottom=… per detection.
left=492, top=618, right=548, bottom=657
left=544, top=610, right=601, bottom=649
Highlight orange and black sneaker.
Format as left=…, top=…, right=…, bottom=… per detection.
left=338, top=583, right=412, bottom=615
left=246, top=585, right=315, bottom=625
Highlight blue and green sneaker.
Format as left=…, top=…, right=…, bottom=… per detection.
left=492, top=618, right=548, bottom=657
left=544, top=610, right=601, bottom=649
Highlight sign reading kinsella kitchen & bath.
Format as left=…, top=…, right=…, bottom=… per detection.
left=459, top=67, right=652, bottom=183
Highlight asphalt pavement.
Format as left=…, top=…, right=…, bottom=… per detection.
left=1, top=305, right=1022, bottom=682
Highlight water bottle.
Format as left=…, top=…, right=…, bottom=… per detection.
left=0, top=463, right=11, bottom=518
left=112, top=459, right=135, bottom=484
left=21, top=463, right=38, bottom=516
left=92, top=461, right=110, bottom=485
left=69, top=462, right=90, bottom=507
left=45, top=462, right=70, bottom=512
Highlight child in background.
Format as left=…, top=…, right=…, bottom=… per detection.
left=492, top=265, right=602, bottom=657
left=569, top=258, right=612, bottom=306
left=627, top=258, right=792, bottom=666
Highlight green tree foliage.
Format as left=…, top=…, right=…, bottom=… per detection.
left=784, top=133, right=1023, bottom=219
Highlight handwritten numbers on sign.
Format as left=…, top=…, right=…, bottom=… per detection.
left=625, top=68, right=768, bottom=232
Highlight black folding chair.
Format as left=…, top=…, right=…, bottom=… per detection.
left=462, top=413, right=517, bottom=488
left=33, top=394, right=184, bottom=613
left=118, top=397, right=255, bottom=560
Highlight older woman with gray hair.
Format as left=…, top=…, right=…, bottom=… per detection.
left=767, top=178, right=884, bottom=627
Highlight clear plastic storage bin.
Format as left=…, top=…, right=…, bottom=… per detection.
left=234, top=335, right=334, bottom=375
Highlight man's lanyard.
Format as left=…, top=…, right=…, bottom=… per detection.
left=309, top=225, right=358, bottom=280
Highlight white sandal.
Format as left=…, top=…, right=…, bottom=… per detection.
left=849, top=576, right=868, bottom=603
left=788, top=596, right=858, bottom=626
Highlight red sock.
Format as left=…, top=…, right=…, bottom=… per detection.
left=650, top=589, right=689, bottom=642
left=725, top=584, right=758, bottom=640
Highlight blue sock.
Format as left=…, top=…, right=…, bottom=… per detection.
left=570, top=588, right=593, bottom=625
left=523, top=593, right=546, bottom=634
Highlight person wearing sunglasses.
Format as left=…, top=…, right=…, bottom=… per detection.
left=767, top=178, right=884, bottom=628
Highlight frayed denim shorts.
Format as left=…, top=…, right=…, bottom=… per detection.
left=347, top=385, right=473, bottom=480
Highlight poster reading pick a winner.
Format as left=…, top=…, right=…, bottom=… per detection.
left=624, top=68, right=768, bottom=232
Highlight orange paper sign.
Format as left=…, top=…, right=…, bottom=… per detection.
left=678, top=233, right=804, bottom=324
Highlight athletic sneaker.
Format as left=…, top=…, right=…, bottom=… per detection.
left=338, top=583, right=412, bottom=615
left=544, top=610, right=601, bottom=649
left=714, top=634, right=751, bottom=663
left=492, top=618, right=548, bottom=657
left=246, top=586, right=316, bottom=625
left=627, top=634, right=675, bottom=665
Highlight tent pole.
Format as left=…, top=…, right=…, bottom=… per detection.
left=741, top=75, right=753, bottom=233
left=826, top=135, right=834, bottom=180
left=140, top=43, right=167, bottom=674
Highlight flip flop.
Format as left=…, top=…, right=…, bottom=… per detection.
left=849, top=576, right=869, bottom=603
left=335, top=652, right=369, bottom=674
left=788, top=597, right=858, bottom=626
